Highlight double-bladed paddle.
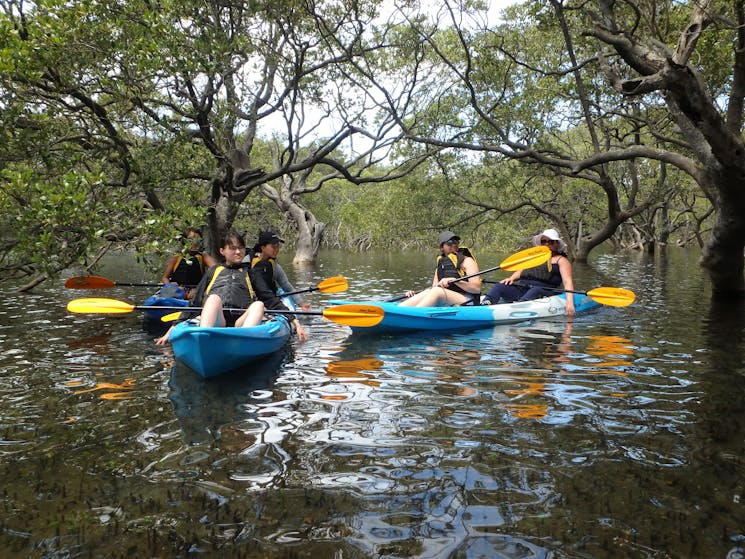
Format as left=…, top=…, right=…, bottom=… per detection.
left=66, top=297, right=383, bottom=327
left=282, top=276, right=348, bottom=296
left=387, top=245, right=551, bottom=302
left=510, top=284, right=635, bottom=307
left=64, top=275, right=349, bottom=296
left=64, top=276, right=190, bottom=289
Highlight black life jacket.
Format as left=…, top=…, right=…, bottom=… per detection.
left=250, top=255, right=277, bottom=290
left=436, top=248, right=477, bottom=296
left=521, top=256, right=563, bottom=287
left=203, top=264, right=256, bottom=309
left=169, top=252, right=204, bottom=285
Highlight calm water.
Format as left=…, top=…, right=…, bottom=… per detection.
left=1, top=248, right=744, bottom=558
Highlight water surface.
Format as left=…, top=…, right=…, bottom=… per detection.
left=1, top=248, right=744, bottom=558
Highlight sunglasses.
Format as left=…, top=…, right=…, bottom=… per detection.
left=445, top=239, right=459, bottom=246
left=540, top=238, right=555, bottom=245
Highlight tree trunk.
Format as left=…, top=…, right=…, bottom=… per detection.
left=288, top=202, right=325, bottom=266
left=207, top=171, right=240, bottom=256
left=700, top=182, right=745, bottom=296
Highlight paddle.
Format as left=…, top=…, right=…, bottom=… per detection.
left=387, top=245, right=551, bottom=302
left=281, top=276, right=348, bottom=297
left=510, top=284, right=636, bottom=307
left=66, top=298, right=383, bottom=327
left=64, top=275, right=348, bottom=296
left=64, top=276, right=187, bottom=289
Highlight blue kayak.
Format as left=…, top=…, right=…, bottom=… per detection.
left=170, top=317, right=292, bottom=378
left=143, top=284, right=189, bottom=322
left=330, top=293, right=599, bottom=334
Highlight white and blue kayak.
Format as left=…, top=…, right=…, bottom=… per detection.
left=169, top=317, right=291, bottom=378
left=330, top=293, right=599, bottom=334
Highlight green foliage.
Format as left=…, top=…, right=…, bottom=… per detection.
left=1, top=166, right=107, bottom=277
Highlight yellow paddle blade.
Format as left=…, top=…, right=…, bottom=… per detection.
left=161, top=311, right=183, bottom=322
left=321, top=304, right=384, bottom=327
left=498, top=245, right=551, bottom=272
left=67, top=298, right=136, bottom=314
left=317, top=276, right=349, bottom=293
left=586, top=287, right=636, bottom=307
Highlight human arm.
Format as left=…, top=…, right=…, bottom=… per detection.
left=500, top=269, right=522, bottom=285
left=436, top=256, right=481, bottom=293
left=203, top=252, right=218, bottom=268
left=557, top=257, right=575, bottom=316
left=292, top=318, right=308, bottom=341
left=155, top=324, right=175, bottom=345
left=160, top=255, right=179, bottom=284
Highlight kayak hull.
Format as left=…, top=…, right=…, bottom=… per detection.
left=331, top=293, right=599, bottom=334
left=169, top=317, right=292, bottom=378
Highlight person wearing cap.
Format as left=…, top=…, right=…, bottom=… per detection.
left=399, top=230, right=482, bottom=307
left=247, top=231, right=309, bottom=341
left=481, top=228, right=575, bottom=315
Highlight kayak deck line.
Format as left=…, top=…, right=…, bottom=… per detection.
left=328, top=293, right=599, bottom=334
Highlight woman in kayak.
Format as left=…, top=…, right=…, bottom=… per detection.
left=159, top=227, right=217, bottom=299
left=481, top=228, right=575, bottom=316
left=249, top=231, right=308, bottom=341
left=243, top=231, right=312, bottom=312
left=399, top=230, right=481, bottom=307
left=155, top=230, right=265, bottom=345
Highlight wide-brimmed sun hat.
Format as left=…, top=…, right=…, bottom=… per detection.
left=532, top=228, right=566, bottom=252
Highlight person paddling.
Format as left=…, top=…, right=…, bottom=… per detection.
left=248, top=231, right=308, bottom=341
left=399, top=230, right=481, bottom=307
left=156, top=230, right=264, bottom=345
left=481, top=228, right=575, bottom=316
left=159, top=227, right=217, bottom=299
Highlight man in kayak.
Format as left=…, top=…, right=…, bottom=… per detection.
left=248, top=230, right=308, bottom=341
left=399, top=230, right=482, bottom=307
left=155, top=230, right=265, bottom=345
left=481, top=228, right=575, bottom=316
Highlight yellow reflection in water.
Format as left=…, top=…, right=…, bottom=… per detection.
left=586, top=335, right=633, bottom=376
left=69, top=378, right=137, bottom=400
left=325, top=357, right=383, bottom=388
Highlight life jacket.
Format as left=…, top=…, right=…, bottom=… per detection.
left=436, top=248, right=475, bottom=280
left=169, top=252, right=204, bottom=286
left=203, top=264, right=256, bottom=309
left=520, top=256, right=563, bottom=287
left=436, top=248, right=477, bottom=296
left=250, top=255, right=277, bottom=289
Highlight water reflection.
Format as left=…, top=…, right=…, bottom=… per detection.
left=6, top=249, right=745, bottom=557
left=168, top=349, right=289, bottom=445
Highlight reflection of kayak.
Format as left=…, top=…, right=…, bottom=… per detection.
left=169, top=351, right=286, bottom=444
left=170, top=317, right=292, bottom=378
left=330, top=293, right=599, bottom=334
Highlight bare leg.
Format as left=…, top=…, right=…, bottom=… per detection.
left=200, top=294, right=226, bottom=327
left=403, top=287, right=469, bottom=307
left=399, top=288, right=432, bottom=307
left=235, top=301, right=265, bottom=327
